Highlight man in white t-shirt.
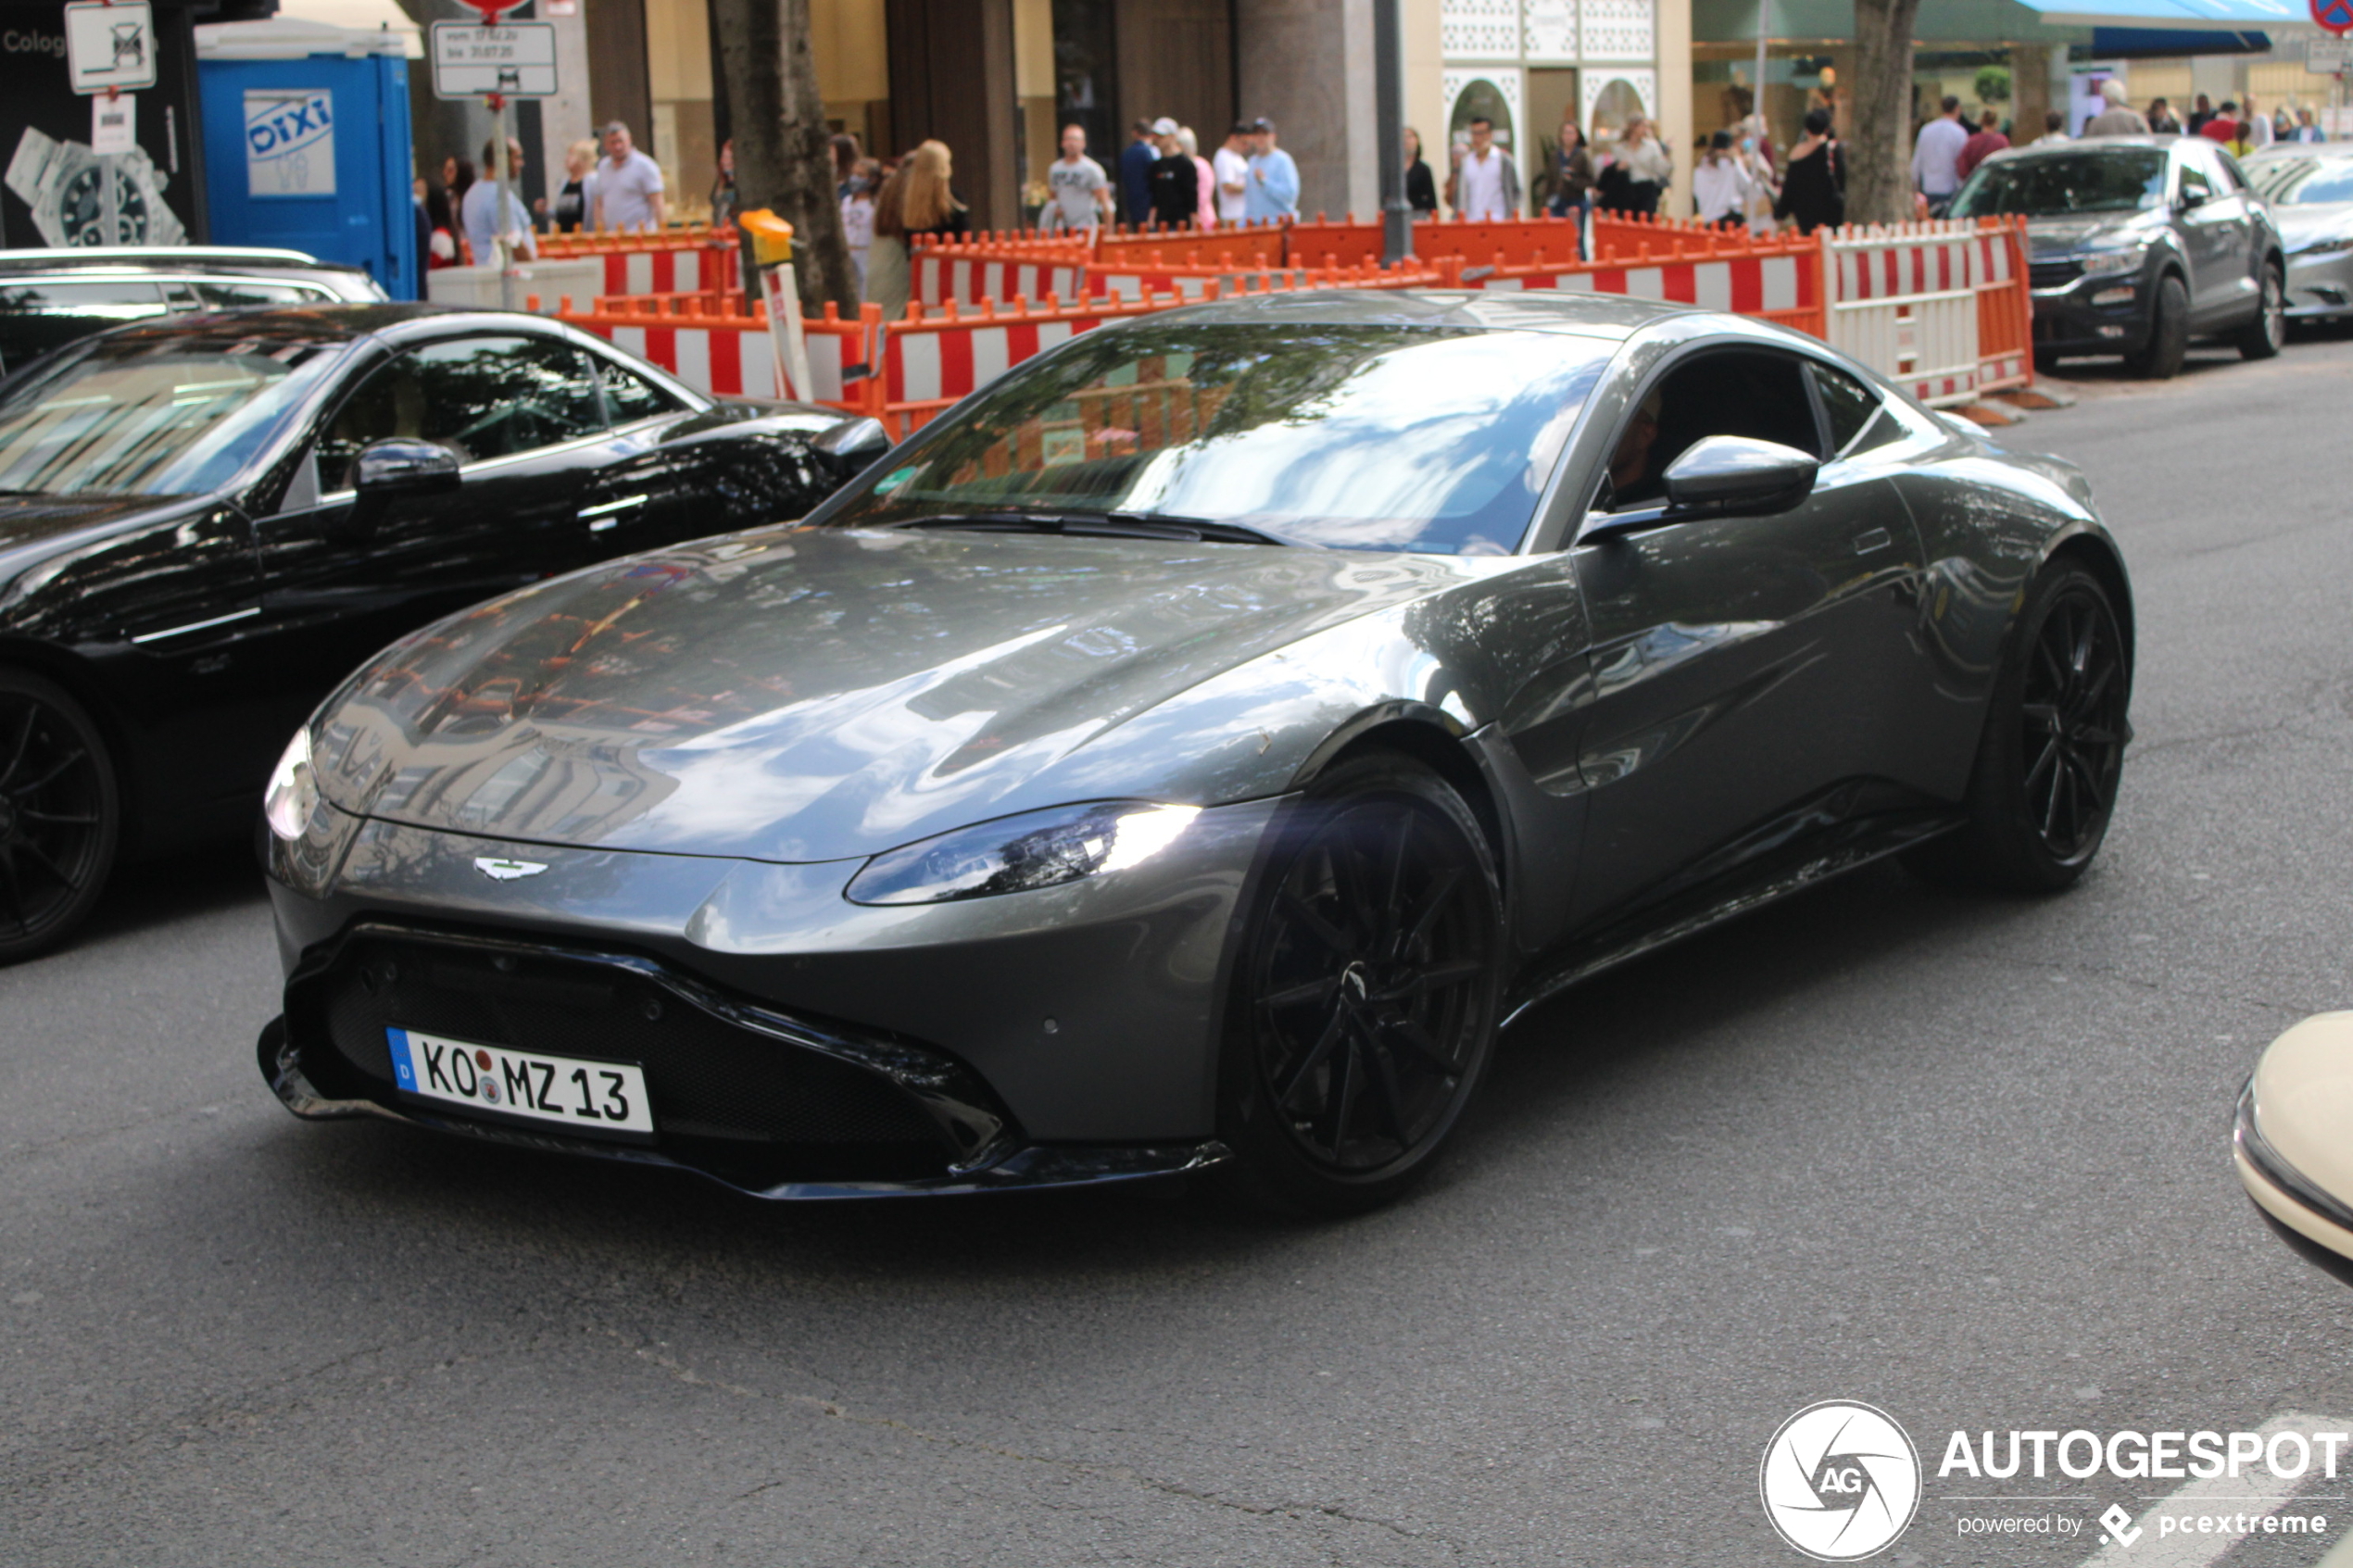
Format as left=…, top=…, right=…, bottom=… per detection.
left=592, top=120, right=667, bottom=232
left=1043, top=124, right=1111, bottom=232
left=1212, top=122, right=1252, bottom=223
left=1451, top=117, right=1519, bottom=220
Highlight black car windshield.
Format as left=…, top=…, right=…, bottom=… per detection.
left=1950, top=149, right=2170, bottom=218
left=829, top=324, right=1612, bottom=555
left=2249, top=156, right=2353, bottom=206
left=0, top=333, right=343, bottom=496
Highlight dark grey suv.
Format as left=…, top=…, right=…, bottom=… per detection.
left=1951, top=135, right=2285, bottom=378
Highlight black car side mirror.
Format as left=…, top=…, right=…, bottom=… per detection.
left=2178, top=186, right=2209, bottom=211
left=812, top=416, right=890, bottom=480
left=354, top=438, right=461, bottom=496
left=1661, top=435, right=1819, bottom=518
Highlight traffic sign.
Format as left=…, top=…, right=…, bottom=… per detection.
left=61, top=1, right=157, bottom=94
left=2316, top=0, right=2353, bottom=35
left=428, top=21, right=559, bottom=99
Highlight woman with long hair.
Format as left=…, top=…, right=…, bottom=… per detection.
left=1403, top=128, right=1438, bottom=216
left=422, top=182, right=460, bottom=269
left=1545, top=119, right=1594, bottom=256
left=900, top=140, right=970, bottom=241
left=862, top=162, right=914, bottom=320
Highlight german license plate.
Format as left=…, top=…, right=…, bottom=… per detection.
left=385, top=1027, right=654, bottom=1135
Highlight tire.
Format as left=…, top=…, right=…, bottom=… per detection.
left=2236, top=260, right=2285, bottom=360
left=2131, top=274, right=2188, bottom=380
left=0, top=668, right=120, bottom=963
left=1208, top=753, right=1505, bottom=1217
left=1904, top=566, right=2129, bottom=895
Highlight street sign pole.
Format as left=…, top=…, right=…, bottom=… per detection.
left=489, top=92, right=513, bottom=310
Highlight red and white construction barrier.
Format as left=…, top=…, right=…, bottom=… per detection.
left=913, top=253, right=1087, bottom=307
left=1472, top=251, right=1813, bottom=317
left=884, top=315, right=1099, bottom=411
left=578, top=319, right=780, bottom=399
left=1825, top=222, right=2020, bottom=406
left=594, top=246, right=740, bottom=297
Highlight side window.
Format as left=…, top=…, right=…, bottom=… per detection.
left=2177, top=160, right=2213, bottom=205
left=594, top=356, right=686, bottom=423
left=1808, top=360, right=1891, bottom=458
left=314, top=334, right=606, bottom=483
left=1600, top=349, right=1818, bottom=511
left=2215, top=150, right=2250, bottom=193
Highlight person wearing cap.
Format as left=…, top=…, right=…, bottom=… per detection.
left=1243, top=118, right=1300, bottom=222
left=1214, top=122, right=1252, bottom=224
left=1121, top=119, right=1161, bottom=227
left=593, top=120, right=666, bottom=232
left=1148, top=126, right=1199, bottom=228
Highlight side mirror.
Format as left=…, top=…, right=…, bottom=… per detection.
left=812, top=415, right=890, bottom=481
left=1661, top=435, right=1818, bottom=518
left=354, top=438, right=461, bottom=495
left=2178, top=186, right=2209, bottom=211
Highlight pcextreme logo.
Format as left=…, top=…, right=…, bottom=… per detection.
left=1760, top=1400, right=1924, bottom=1562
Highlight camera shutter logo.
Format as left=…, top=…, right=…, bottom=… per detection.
left=1760, top=1400, right=1921, bottom=1561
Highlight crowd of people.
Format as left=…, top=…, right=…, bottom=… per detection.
left=412, top=119, right=674, bottom=271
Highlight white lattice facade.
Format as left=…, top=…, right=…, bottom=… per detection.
left=1441, top=0, right=1520, bottom=60
left=1442, top=0, right=1657, bottom=137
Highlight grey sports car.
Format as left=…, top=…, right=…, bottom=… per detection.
left=258, top=291, right=2133, bottom=1213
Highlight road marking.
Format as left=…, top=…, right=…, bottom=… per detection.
left=2075, top=1413, right=2347, bottom=1568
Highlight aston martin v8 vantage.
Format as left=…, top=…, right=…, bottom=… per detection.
left=258, top=291, right=2133, bottom=1213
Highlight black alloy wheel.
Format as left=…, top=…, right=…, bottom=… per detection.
left=1905, top=566, right=2129, bottom=894
left=2237, top=261, right=2286, bottom=360
left=2133, top=273, right=2189, bottom=380
left=0, top=670, right=120, bottom=964
left=1213, top=754, right=1503, bottom=1216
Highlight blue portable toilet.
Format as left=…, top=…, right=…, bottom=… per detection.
left=195, top=18, right=420, bottom=298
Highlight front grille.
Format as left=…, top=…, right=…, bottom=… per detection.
left=2030, top=259, right=2082, bottom=291
left=304, top=931, right=950, bottom=1173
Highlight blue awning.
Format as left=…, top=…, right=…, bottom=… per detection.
left=2090, top=23, right=2272, bottom=49
left=2010, top=0, right=2306, bottom=28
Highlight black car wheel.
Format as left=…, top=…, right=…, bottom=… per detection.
left=2237, top=261, right=2285, bottom=360
left=0, top=669, right=120, bottom=963
left=1211, top=753, right=1504, bottom=1216
left=1905, top=566, right=2129, bottom=894
left=2132, top=274, right=2189, bottom=380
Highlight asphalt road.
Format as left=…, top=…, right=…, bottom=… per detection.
left=8, top=331, right=2353, bottom=1568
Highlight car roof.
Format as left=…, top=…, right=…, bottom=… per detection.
left=0, top=246, right=369, bottom=278
left=1989, top=135, right=2181, bottom=161
left=1124, top=287, right=1689, bottom=337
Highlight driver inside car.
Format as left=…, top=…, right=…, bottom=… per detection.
left=1603, top=387, right=1666, bottom=509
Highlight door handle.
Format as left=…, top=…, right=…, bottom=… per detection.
left=579, top=494, right=648, bottom=533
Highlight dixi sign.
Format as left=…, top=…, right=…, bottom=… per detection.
left=244, top=90, right=336, bottom=196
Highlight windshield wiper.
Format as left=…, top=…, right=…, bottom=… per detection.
left=879, top=510, right=1297, bottom=546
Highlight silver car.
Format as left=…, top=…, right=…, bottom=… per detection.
left=0, top=246, right=387, bottom=377
left=2243, top=144, right=2353, bottom=325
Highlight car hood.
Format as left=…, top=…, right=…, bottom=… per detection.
left=313, top=525, right=1495, bottom=861
left=2275, top=202, right=2353, bottom=254
left=2025, top=211, right=2164, bottom=258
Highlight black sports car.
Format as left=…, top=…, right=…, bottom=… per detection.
left=258, top=291, right=2133, bottom=1213
left=0, top=303, right=886, bottom=959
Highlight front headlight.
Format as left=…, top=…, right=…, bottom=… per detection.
left=2079, top=248, right=2146, bottom=276
left=846, top=801, right=1202, bottom=906
left=262, top=727, right=318, bottom=843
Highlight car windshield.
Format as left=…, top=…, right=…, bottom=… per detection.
left=827, top=323, right=1612, bottom=555
left=0, top=333, right=343, bottom=496
left=1950, top=149, right=2170, bottom=218
left=2249, top=156, right=2353, bottom=206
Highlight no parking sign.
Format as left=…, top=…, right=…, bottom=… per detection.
left=2317, top=0, right=2353, bottom=34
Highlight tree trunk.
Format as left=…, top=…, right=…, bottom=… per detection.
left=1848, top=0, right=1925, bottom=227
left=711, top=0, right=858, bottom=315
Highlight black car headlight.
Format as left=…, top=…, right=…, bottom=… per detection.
left=846, top=801, right=1202, bottom=906
left=262, top=727, right=319, bottom=843
left=2078, top=246, right=2147, bottom=276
